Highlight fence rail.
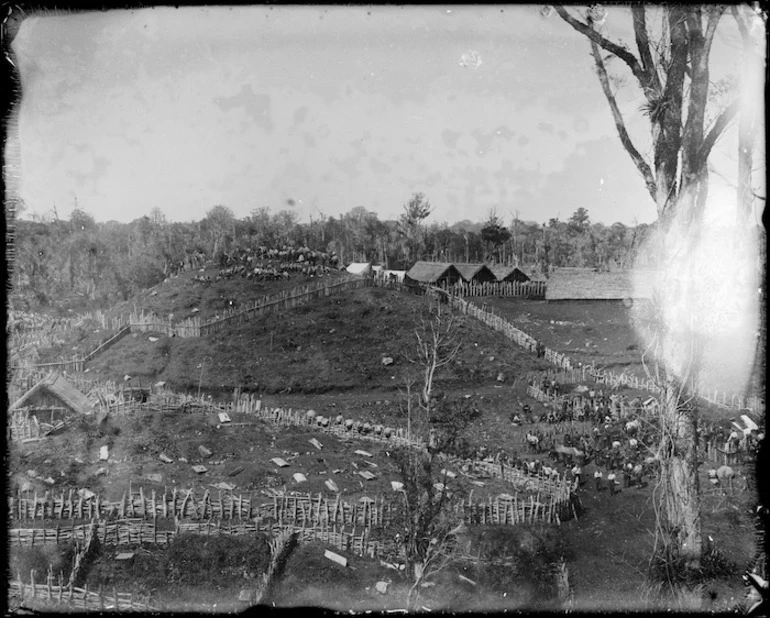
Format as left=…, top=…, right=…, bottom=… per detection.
left=9, top=572, right=157, bottom=612
left=429, top=285, right=763, bottom=414
left=8, top=409, right=42, bottom=442
left=441, top=280, right=547, bottom=298
left=9, top=482, right=568, bottom=552
left=10, top=459, right=571, bottom=527
left=199, top=276, right=369, bottom=336
left=8, top=517, right=401, bottom=563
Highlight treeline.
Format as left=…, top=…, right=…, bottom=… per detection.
left=7, top=194, right=654, bottom=312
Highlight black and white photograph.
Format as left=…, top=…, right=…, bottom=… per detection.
left=4, top=3, right=767, bottom=613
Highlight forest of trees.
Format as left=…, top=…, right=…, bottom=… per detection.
left=6, top=197, right=654, bottom=312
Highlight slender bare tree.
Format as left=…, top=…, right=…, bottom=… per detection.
left=405, top=309, right=462, bottom=419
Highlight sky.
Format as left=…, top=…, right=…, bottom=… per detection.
left=7, top=5, right=763, bottom=226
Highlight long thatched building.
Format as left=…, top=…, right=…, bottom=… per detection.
left=404, top=262, right=462, bottom=286
left=545, top=267, right=655, bottom=302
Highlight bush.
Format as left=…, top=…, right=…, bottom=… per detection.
left=162, top=533, right=271, bottom=587
left=157, top=338, right=172, bottom=356
left=473, top=525, right=573, bottom=604
left=10, top=542, right=79, bottom=583
left=648, top=536, right=736, bottom=592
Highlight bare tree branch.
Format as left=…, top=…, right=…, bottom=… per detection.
left=552, top=5, right=648, bottom=87
left=703, top=5, right=726, bottom=55
left=589, top=39, right=658, bottom=202
left=631, top=6, right=662, bottom=93
left=700, top=98, right=740, bottom=160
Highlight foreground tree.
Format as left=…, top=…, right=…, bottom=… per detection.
left=404, top=308, right=462, bottom=420
left=548, top=4, right=749, bottom=574
left=394, top=447, right=465, bottom=610
left=395, top=306, right=471, bottom=610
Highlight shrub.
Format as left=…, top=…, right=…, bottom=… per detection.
left=10, top=541, right=79, bottom=583
left=162, top=533, right=271, bottom=587
left=157, top=338, right=172, bottom=356
left=473, top=525, right=573, bottom=604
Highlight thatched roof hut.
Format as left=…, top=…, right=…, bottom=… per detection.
left=404, top=262, right=462, bottom=286
left=490, top=265, right=531, bottom=283
left=10, top=372, right=95, bottom=415
left=545, top=267, right=656, bottom=301
left=454, top=263, right=497, bottom=283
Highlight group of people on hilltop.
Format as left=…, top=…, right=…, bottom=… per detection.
left=217, top=245, right=340, bottom=269
left=168, top=245, right=344, bottom=279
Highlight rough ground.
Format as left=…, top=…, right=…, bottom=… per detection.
left=9, top=279, right=760, bottom=612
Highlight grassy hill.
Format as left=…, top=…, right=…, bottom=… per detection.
left=89, top=285, right=550, bottom=397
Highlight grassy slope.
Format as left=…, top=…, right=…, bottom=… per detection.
left=33, top=265, right=349, bottom=362
left=89, top=286, right=550, bottom=397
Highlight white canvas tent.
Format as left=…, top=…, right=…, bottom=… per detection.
left=346, top=262, right=372, bottom=276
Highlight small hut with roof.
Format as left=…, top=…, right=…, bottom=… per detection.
left=404, top=262, right=462, bottom=286
left=10, top=371, right=95, bottom=417
left=454, top=263, right=497, bottom=284
left=490, top=265, right=531, bottom=283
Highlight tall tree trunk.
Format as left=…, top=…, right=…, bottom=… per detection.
left=660, top=377, right=702, bottom=569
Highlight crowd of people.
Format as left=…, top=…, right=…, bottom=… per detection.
left=504, top=380, right=762, bottom=502
left=216, top=245, right=341, bottom=269
left=525, top=376, right=658, bottom=425
left=182, top=244, right=345, bottom=284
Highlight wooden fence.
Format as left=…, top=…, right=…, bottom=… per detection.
left=441, top=291, right=559, bottom=361
left=455, top=489, right=571, bottom=525
left=22, top=355, right=86, bottom=374
left=83, top=325, right=132, bottom=361
left=10, top=276, right=763, bottom=415
left=231, top=392, right=428, bottom=450
left=10, top=277, right=373, bottom=382
left=9, top=517, right=401, bottom=563
left=435, top=287, right=762, bottom=413
left=9, top=571, right=157, bottom=612
left=526, top=382, right=659, bottom=420
left=9, top=408, right=76, bottom=443
left=463, top=458, right=572, bottom=503
left=13, top=326, right=129, bottom=377
left=128, top=307, right=176, bottom=337
left=9, top=469, right=571, bottom=529
left=9, top=409, right=42, bottom=442
left=536, top=363, right=763, bottom=413
left=77, top=276, right=372, bottom=340
left=9, top=486, right=398, bottom=526
left=10, top=488, right=567, bottom=555
left=441, top=280, right=547, bottom=298
left=198, top=276, right=370, bottom=336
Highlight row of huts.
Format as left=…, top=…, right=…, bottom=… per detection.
left=346, top=261, right=536, bottom=286
left=404, top=262, right=535, bottom=286
left=346, top=261, right=657, bottom=302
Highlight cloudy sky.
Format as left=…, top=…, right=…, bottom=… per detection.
left=7, top=5, right=759, bottom=225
